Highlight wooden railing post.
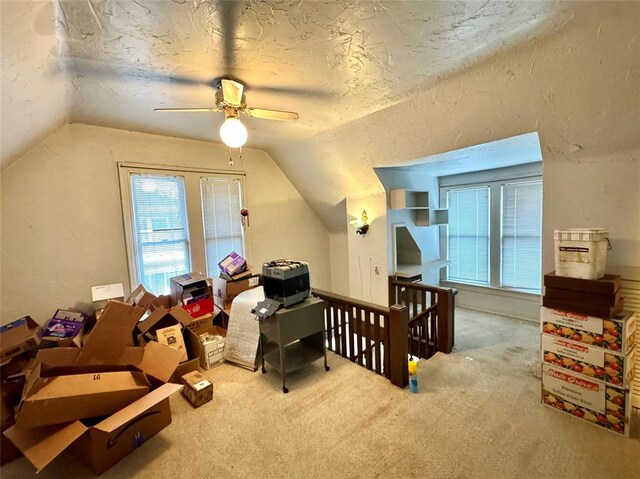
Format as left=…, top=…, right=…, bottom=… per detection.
left=437, top=289, right=455, bottom=353
left=388, top=304, right=409, bottom=388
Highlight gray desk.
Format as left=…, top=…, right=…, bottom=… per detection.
left=259, top=297, right=329, bottom=393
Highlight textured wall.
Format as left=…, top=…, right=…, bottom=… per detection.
left=0, top=0, right=69, bottom=166
left=271, top=3, right=640, bottom=294
left=0, top=124, right=330, bottom=323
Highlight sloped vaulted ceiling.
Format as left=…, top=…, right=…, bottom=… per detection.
left=2, top=0, right=611, bottom=228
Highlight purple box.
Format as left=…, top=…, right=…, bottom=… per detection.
left=41, top=309, right=86, bottom=347
left=43, top=319, right=83, bottom=339
left=218, top=252, right=247, bottom=276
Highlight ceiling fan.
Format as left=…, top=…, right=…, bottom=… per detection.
left=154, top=78, right=299, bottom=148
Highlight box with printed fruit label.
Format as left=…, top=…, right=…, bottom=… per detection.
left=541, top=364, right=631, bottom=436
left=541, top=308, right=636, bottom=355
left=541, top=334, right=635, bottom=388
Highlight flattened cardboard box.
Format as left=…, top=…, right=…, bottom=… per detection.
left=5, top=383, right=183, bottom=474
left=181, top=370, right=213, bottom=407
left=542, top=295, right=623, bottom=319
left=544, top=272, right=621, bottom=295
left=15, top=364, right=150, bottom=429
left=0, top=316, right=42, bottom=364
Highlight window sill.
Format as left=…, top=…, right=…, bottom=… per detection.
left=440, top=280, right=541, bottom=302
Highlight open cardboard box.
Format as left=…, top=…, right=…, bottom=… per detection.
left=4, top=301, right=185, bottom=474
left=0, top=316, right=42, bottom=365
left=135, top=306, right=204, bottom=381
left=41, top=309, right=87, bottom=348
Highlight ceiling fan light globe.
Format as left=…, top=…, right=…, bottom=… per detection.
left=220, top=117, right=248, bottom=148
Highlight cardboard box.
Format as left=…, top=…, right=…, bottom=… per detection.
left=5, top=383, right=183, bottom=474
left=544, top=286, right=622, bottom=306
left=544, top=272, right=621, bottom=295
left=91, top=283, right=125, bottom=311
left=541, top=308, right=636, bottom=355
left=41, top=309, right=86, bottom=348
left=542, top=295, right=623, bottom=319
left=15, top=365, right=150, bottom=429
left=126, top=284, right=158, bottom=310
left=541, top=334, right=635, bottom=387
left=156, top=325, right=188, bottom=363
left=182, top=297, right=214, bottom=319
left=218, top=251, right=247, bottom=276
left=212, top=275, right=260, bottom=308
left=542, top=364, right=631, bottom=436
left=134, top=305, right=192, bottom=345
left=181, top=370, right=213, bottom=407
left=184, top=312, right=216, bottom=333
left=170, top=272, right=209, bottom=306
left=197, top=326, right=227, bottom=370
left=0, top=316, right=42, bottom=364
left=169, top=327, right=201, bottom=383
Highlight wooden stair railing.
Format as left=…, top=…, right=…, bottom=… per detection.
left=388, top=277, right=457, bottom=355
left=311, top=288, right=409, bottom=388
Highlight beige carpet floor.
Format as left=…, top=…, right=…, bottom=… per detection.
left=3, top=308, right=639, bottom=478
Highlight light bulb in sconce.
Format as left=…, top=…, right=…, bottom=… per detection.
left=349, top=209, right=369, bottom=235
left=220, top=114, right=248, bottom=148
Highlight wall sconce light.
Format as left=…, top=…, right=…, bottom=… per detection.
left=350, top=210, right=369, bottom=235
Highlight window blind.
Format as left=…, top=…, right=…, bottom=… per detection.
left=130, top=174, right=190, bottom=295
left=501, top=180, right=542, bottom=292
left=447, top=187, right=490, bottom=284
left=200, top=176, right=245, bottom=278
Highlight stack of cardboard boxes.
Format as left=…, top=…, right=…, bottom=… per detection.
left=540, top=273, right=636, bottom=436
left=0, top=273, right=231, bottom=474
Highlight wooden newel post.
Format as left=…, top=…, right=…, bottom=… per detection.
left=389, top=304, right=409, bottom=388
left=437, top=289, right=455, bottom=353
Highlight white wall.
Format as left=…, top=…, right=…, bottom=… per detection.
left=346, top=192, right=388, bottom=306
left=275, top=3, right=639, bottom=305
left=0, top=0, right=69, bottom=166
left=0, top=124, right=330, bottom=323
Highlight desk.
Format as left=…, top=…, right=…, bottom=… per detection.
left=259, top=297, right=329, bottom=393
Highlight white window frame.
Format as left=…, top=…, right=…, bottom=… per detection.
left=439, top=164, right=542, bottom=296
left=118, top=162, right=251, bottom=291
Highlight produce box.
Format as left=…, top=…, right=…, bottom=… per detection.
left=541, top=308, right=636, bottom=355
left=542, top=364, right=631, bottom=436
left=541, top=334, right=635, bottom=387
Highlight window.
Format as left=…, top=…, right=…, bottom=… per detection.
left=447, top=187, right=490, bottom=285
left=441, top=168, right=542, bottom=294
left=501, top=181, right=542, bottom=292
left=120, top=164, right=248, bottom=295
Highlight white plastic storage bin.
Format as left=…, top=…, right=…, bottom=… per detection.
left=554, top=228, right=609, bottom=280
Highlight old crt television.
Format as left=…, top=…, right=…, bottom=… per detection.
left=262, top=260, right=310, bottom=308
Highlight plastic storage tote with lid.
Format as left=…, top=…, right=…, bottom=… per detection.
left=553, top=228, right=609, bottom=280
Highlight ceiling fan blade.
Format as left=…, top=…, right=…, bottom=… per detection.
left=154, top=107, right=221, bottom=112
left=245, top=108, right=299, bottom=121
left=221, top=79, right=244, bottom=106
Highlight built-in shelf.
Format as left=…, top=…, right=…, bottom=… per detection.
left=396, top=260, right=449, bottom=278
left=390, top=189, right=448, bottom=227
left=390, top=189, right=429, bottom=209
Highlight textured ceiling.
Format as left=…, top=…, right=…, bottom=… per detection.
left=34, top=0, right=571, bottom=153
